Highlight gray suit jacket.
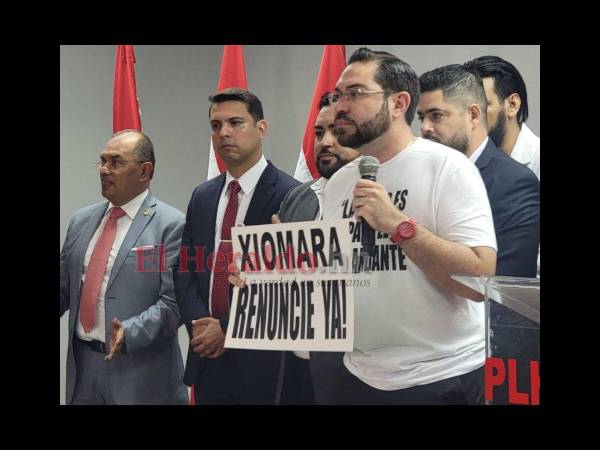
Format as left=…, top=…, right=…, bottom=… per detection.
left=277, top=179, right=320, bottom=222
left=60, top=192, right=188, bottom=405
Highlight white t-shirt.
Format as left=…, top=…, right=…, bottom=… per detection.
left=321, top=137, right=497, bottom=390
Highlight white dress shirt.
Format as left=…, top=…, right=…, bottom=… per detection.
left=512, top=123, right=540, bottom=180
left=77, top=189, right=149, bottom=342
left=209, top=156, right=268, bottom=315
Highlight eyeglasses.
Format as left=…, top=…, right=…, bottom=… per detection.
left=326, top=88, right=394, bottom=105
left=94, top=160, right=146, bottom=173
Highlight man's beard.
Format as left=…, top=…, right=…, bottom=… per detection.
left=335, top=100, right=391, bottom=149
left=316, top=152, right=345, bottom=179
left=488, top=109, right=507, bottom=148
left=424, top=132, right=469, bottom=154
left=446, top=133, right=470, bottom=154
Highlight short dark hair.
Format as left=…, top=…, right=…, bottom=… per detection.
left=111, top=129, right=155, bottom=179
left=419, top=64, right=488, bottom=120
left=347, top=47, right=420, bottom=125
left=463, top=55, right=529, bottom=124
left=318, top=91, right=332, bottom=111
left=208, top=87, right=264, bottom=123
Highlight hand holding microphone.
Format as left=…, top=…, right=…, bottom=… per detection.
left=357, top=156, right=380, bottom=257
left=354, top=156, right=406, bottom=252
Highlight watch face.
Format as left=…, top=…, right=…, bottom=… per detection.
left=392, top=219, right=416, bottom=243
left=399, top=221, right=415, bottom=238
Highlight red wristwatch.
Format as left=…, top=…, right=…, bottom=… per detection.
left=391, top=218, right=417, bottom=244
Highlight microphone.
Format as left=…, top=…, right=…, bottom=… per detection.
left=358, top=156, right=380, bottom=258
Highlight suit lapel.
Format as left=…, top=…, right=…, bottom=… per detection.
left=475, top=139, right=500, bottom=194
left=474, top=139, right=496, bottom=171
left=244, top=162, right=277, bottom=226
left=205, top=174, right=226, bottom=253
left=106, top=192, right=157, bottom=292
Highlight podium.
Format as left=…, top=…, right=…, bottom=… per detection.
left=451, top=275, right=540, bottom=405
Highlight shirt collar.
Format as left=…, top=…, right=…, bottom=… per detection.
left=224, top=155, right=268, bottom=196
left=310, top=177, right=328, bottom=193
left=108, top=188, right=149, bottom=220
left=514, top=123, right=537, bottom=152
left=469, top=137, right=489, bottom=164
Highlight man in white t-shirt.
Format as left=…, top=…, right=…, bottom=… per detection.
left=318, top=48, right=497, bottom=404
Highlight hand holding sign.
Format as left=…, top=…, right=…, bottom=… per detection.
left=225, top=218, right=354, bottom=352
left=228, top=262, right=245, bottom=289
left=227, top=213, right=280, bottom=289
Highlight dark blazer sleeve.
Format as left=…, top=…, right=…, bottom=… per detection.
left=494, top=167, right=540, bottom=277
left=479, top=145, right=540, bottom=279
left=174, top=186, right=210, bottom=334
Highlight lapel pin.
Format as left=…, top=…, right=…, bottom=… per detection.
left=143, top=208, right=151, bottom=216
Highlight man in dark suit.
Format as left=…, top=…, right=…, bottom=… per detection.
left=418, top=64, right=539, bottom=277
left=276, top=93, right=359, bottom=404
left=418, top=65, right=540, bottom=403
left=174, top=88, right=300, bottom=404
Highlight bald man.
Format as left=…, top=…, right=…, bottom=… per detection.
left=60, top=130, right=188, bottom=404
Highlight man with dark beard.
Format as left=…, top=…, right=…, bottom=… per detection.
left=278, top=94, right=360, bottom=223
left=275, top=93, right=359, bottom=404
left=465, top=55, right=541, bottom=279
left=418, top=65, right=540, bottom=404
left=418, top=64, right=539, bottom=279
left=317, top=48, right=498, bottom=404
left=464, top=56, right=540, bottom=180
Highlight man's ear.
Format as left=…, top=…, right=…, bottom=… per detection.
left=257, top=119, right=268, bottom=138
left=392, top=91, right=411, bottom=119
left=505, top=93, right=521, bottom=120
left=468, top=103, right=484, bottom=129
left=140, top=161, right=153, bottom=181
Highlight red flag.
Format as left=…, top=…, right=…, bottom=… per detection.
left=294, top=45, right=346, bottom=182
left=113, top=45, right=142, bottom=133
left=207, top=45, right=248, bottom=179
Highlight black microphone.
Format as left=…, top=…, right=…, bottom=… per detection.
left=358, top=156, right=380, bottom=258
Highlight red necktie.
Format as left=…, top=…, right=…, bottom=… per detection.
left=79, top=206, right=127, bottom=333
left=211, top=180, right=241, bottom=319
